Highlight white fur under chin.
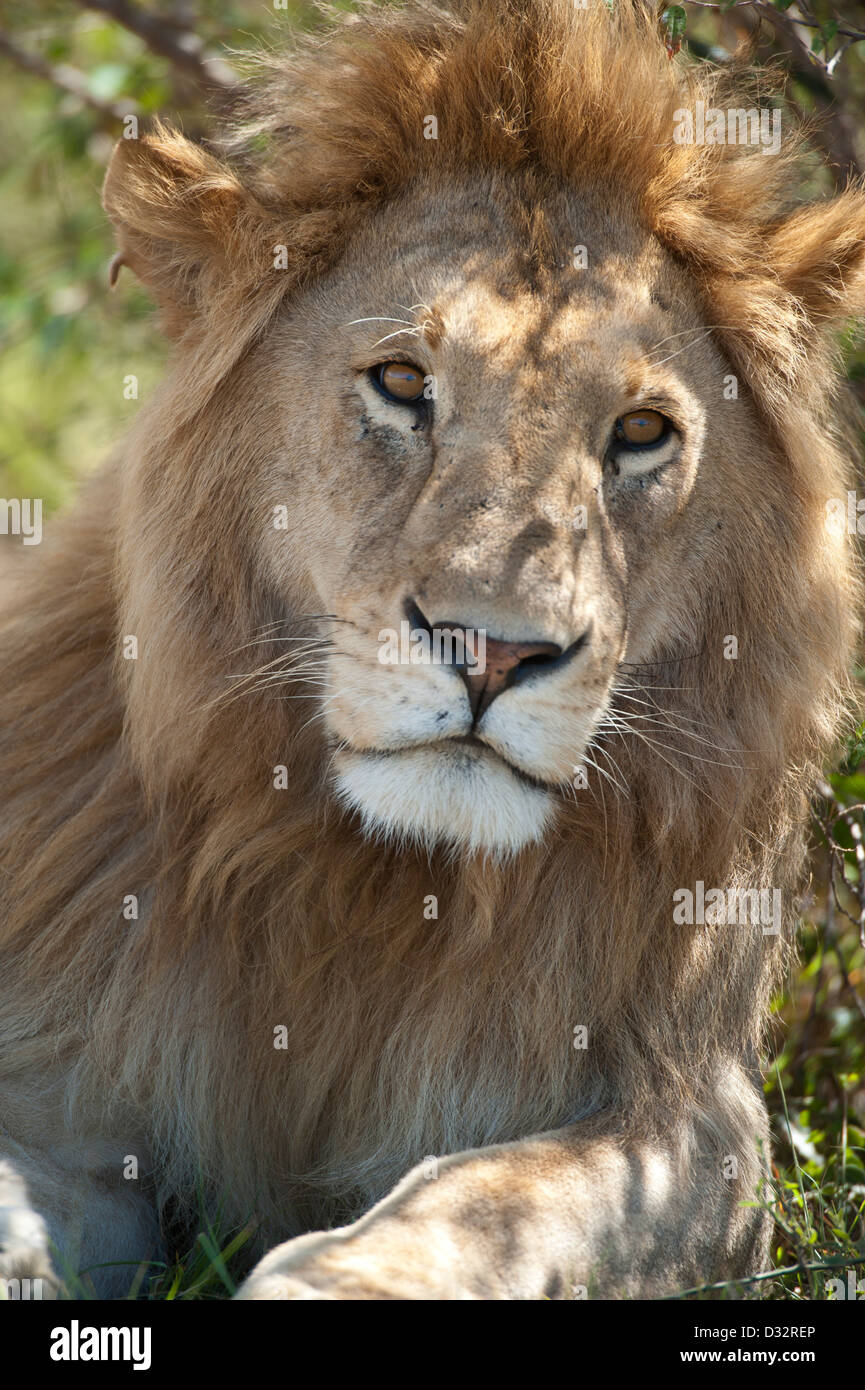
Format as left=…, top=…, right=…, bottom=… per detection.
left=334, top=744, right=555, bottom=858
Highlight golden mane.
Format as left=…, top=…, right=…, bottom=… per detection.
left=107, top=0, right=865, bottom=424
left=0, top=0, right=861, bottom=1244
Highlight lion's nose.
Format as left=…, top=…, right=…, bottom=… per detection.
left=462, top=634, right=563, bottom=718
left=406, top=601, right=589, bottom=720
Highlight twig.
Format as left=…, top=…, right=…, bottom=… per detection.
left=684, top=1, right=864, bottom=182
left=0, top=29, right=134, bottom=125
left=77, top=0, right=238, bottom=93
left=843, top=812, right=865, bottom=949
left=670, top=1249, right=865, bottom=1298
left=685, top=1, right=865, bottom=46
left=813, top=786, right=865, bottom=1021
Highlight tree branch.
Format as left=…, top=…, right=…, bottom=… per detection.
left=756, top=5, right=864, bottom=183
left=77, top=0, right=238, bottom=94
left=0, top=29, right=134, bottom=125
left=684, top=2, right=864, bottom=185
left=685, top=1, right=865, bottom=47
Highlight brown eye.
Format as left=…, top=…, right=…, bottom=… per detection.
left=376, top=362, right=426, bottom=403
left=616, top=409, right=668, bottom=447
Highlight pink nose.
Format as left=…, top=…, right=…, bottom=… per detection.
left=456, top=632, right=563, bottom=719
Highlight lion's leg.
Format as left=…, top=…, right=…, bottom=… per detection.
left=237, top=1076, right=771, bottom=1300
left=0, top=1146, right=163, bottom=1299
left=0, top=1159, right=59, bottom=1299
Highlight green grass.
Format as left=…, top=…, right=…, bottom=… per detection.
left=51, top=1197, right=258, bottom=1301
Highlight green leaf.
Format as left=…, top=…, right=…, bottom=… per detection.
left=661, top=5, right=687, bottom=41
left=840, top=722, right=865, bottom=775
left=811, top=20, right=838, bottom=54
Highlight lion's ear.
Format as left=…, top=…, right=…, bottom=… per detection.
left=765, top=188, right=865, bottom=333
left=102, top=126, right=272, bottom=337
left=712, top=188, right=865, bottom=417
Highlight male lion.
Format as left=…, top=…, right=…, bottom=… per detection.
left=0, top=0, right=863, bottom=1301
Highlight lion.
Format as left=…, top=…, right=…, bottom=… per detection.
left=0, top=0, right=863, bottom=1302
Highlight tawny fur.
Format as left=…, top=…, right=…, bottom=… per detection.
left=0, top=0, right=864, bottom=1298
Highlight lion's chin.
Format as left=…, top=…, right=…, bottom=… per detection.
left=333, top=742, right=555, bottom=858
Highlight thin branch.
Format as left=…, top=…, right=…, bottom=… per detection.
left=670, top=1249, right=865, bottom=1299
left=0, top=29, right=134, bottom=125
left=686, top=2, right=864, bottom=184
left=813, top=786, right=865, bottom=1021
left=685, top=1, right=865, bottom=46
left=77, top=0, right=238, bottom=94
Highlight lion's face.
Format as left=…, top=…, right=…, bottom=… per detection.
left=98, top=0, right=865, bottom=865
left=257, top=179, right=739, bottom=856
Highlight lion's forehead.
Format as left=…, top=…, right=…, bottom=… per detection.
left=313, top=231, right=707, bottom=431
left=429, top=276, right=659, bottom=363
left=327, top=175, right=697, bottom=361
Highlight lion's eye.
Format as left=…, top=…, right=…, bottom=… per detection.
left=608, top=407, right=680, bottom=480
left=615, top=409, right=668, bottom=447
left=375, top=362, right=426, bottom=403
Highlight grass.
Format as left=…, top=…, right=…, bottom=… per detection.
left=50, top=1194, right=258, bottom=1301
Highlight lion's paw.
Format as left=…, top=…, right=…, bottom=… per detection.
left=0, top=1162, right=59, bottom=1299
left=235, top=1272, right=337, bottom=1300
left=235, top=1225, right=468, bottom=1301
left=0, top=1206, right=59, bottom=1299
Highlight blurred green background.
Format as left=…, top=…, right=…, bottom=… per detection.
left=0, top=0, right=343, bottom=511
left=1, top=0, right=864, bottom=1297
